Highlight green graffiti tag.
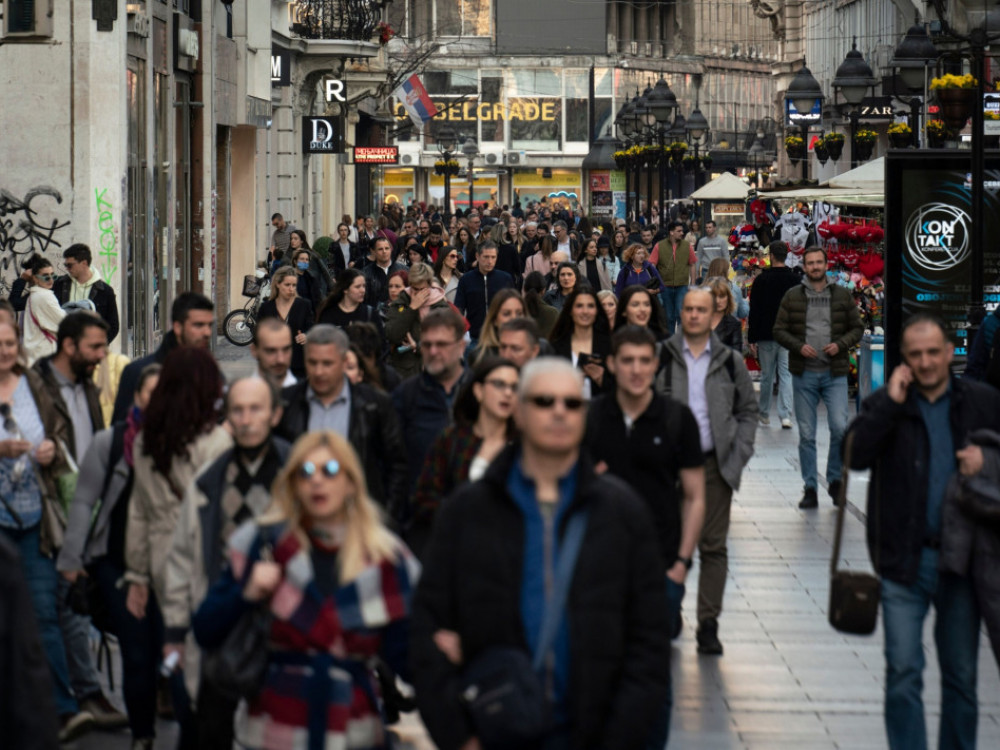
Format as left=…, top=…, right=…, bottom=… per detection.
left=95, top=188, right=118, bottom=280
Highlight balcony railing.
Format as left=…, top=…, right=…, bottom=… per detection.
left=290, top=0, right=383, bottom=41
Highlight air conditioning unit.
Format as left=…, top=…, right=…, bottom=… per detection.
left=481, top=143, right=504, bottom=166
left=398, top=142, right=419, bottom=166
left=401, top=153, right=414, bottom=165
left=485, top=152, right=500, bottom=165
left=506, top=150, right=527, bottom=166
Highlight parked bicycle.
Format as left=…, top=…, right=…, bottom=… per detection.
left=223, top=268, right=270, bottom=346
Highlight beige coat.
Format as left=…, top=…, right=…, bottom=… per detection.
left=125, top=425, right=232, bottom=600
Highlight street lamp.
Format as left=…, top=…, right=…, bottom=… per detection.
left=436, top=125, right=458, bottom=220
left=784, top=62, right=825, bottom=179
left=748, top=137, right=766, bottom=188
left=687, top=107, right=711, bottom=190
left=646, top=77, right=678, bottom=219
left=634, top=84, right=655, bottom=221
left=890, top=23, right=939, bottom=147
left=461, top=136, right=479, bottom=213
left=832, top=40, right=877, bottom=168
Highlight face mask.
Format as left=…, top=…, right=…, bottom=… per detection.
left=296, top=262, right=309, bottom=271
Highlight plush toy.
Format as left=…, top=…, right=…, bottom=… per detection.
left=858, top=251, right=884, bottom=280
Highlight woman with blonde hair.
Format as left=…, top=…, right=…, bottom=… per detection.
left=472, top=288, right=525, bottom=363
left=706, top=257, right=748, bottom=319
left=258, top=265, right=314, bottom=379
left=704, top=275, right=743, bottom=351
left=192, top=431, right=418, bottom=750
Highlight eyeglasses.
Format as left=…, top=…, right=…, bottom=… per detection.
left=485, top=379, right=518, bottom=393
left=35, top=274, right=56, bottom=282
left=297, top=459, right=341, bottom=480
left=524, top=394, right=586, bottom=411
left=421, top=339, right=460, bottom=350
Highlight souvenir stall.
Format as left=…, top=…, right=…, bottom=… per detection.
left=689, top=172, right=752, bottom=235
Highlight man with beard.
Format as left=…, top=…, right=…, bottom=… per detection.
left=34, top=312, right=128, bottom=731
left=251, top=318, right=296, bottom=389
left=162, top=377, right=290, bottom=749
left=774, top=246, right=864, bottom=509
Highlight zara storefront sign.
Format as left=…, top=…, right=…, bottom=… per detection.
left=302, top=117, right=343, bottom=154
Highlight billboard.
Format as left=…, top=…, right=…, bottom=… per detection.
left=884, top=152, right=1000, bottom=370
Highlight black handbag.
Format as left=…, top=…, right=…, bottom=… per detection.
left=459, top=509, right=589, bottom=750
left=200, top=543, right=274, bottom=701
left=828, top=433, right=880, bottom=635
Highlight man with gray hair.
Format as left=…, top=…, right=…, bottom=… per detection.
left=553, top=219, right=578, bottom=257
left=276, top=324, right=408, bottom=521
left=411, top=358, right=670, bottom=750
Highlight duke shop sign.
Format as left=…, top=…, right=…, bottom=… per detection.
left=302, top=117, right=343, bottom=154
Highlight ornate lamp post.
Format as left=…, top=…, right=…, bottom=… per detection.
left=646, top=77, right=679, bottom=217
left=687, top=107, right=710, bottom=191
left=436, top=125, right=458, bottom=220
left=832, top=40, right=877, bottom=168
left=461, top=136, right=479, bottom=213
left=784, top=62, right=825, bottom=180
left=633, top=84, right=656, bottom=222
left=890, top=24, right=938, bottom=148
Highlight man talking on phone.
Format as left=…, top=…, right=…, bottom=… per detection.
left=848, top=313, right=1000, bottom=750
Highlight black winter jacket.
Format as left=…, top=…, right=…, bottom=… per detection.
left=33, top=355, right=105, bottom=460
left=54, top=275, right=120, bottom=343
left=773, top=281, right=864, bottom=376
left=410, top=445, right=670, bottom=750
left=275, top=380, right=408, bottom=523
left=747, top=266, right=800, bottom=343
left=848, top=377, right=1000, bottom=585
left=112, top=331, right=178, bottom=423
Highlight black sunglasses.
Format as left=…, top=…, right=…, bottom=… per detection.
left=297, top=459, right=341, bottom=479
left=525, top=395, right=586, bottom=411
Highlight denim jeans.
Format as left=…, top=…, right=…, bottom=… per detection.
left=91, top=558, right=163, bottom=739
left=660, top=285, right=688, bottom=335
left=57, top=576, right=103, bottom=701
left=756, top=341, right=792, bottom=421
left=881, top=548, right=980, bottom=750
left=791, top=370, right=848, bottom=489
left=1, top=524, right=77, bottom=715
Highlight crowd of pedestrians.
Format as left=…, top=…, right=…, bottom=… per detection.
left=0, top=203, right=999, bottom=750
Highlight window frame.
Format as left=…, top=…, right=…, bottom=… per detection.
left=3, top=0, right=54, bottom=38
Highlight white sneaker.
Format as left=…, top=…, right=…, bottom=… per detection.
left=758, top=414, right=770, bottom=426
left=781, top=418, right=793, bottom=429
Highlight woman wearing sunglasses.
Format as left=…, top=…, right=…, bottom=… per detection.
left=411, top=356, right=519, bottom=556
left=192, top=431, right=419, bottom=750
left=22, top=254, right=66, bottom=366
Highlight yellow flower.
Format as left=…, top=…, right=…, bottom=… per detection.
left=930, top=73, right=977, bottom=90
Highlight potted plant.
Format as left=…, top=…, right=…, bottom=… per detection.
left=853, top=128, right=878, bottom=161
left=930, top=73, right=977, bottom=131
left=785, top=134, right=806, bottom=162
left=434, top=159, right=460, bottom=176
left=700, top=154, right=713, bottom=169
left=613, top=150, right=628, bottom=169
left=814, top=138, right=829, bottom=165
left=822, top=132, right=845, bottom=162
left=376, top=22, right=395, bottom=46
left=887, top=122, right=913, bottom=149
left=925, top=119, right=949, bottom=148
left=682, top=154, right=697, bottom=171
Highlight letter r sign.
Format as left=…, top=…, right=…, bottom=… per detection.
left=325, top=79, right=346, bottom=102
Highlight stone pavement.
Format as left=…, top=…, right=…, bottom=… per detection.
left=73, top=347, right=1000, bottom=749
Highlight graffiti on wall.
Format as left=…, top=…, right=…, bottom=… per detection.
left=95, top=188, right=119, bottom=281
left=0, top=187, right=71, bottom=278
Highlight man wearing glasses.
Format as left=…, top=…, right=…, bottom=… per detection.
left=268, top=213, right=296, bottom=263
left=393, top=309, right=471, bottom=500
left=411, top=357, right=670, bottom=750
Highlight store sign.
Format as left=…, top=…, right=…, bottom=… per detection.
left=785, top=98, right=822, bottom=126
left=985, top=93, right=1000, bottom=135
left=302, top=117, right=343, bottom=154
left=858, top=96, right=895, bottom=121
left=325, top=79, right=346, bottom=103
left=271, top=46, right=290, bottom=87
left=885, top=152, right=1000, bottom=364
left=394, top=98, right=559, bottom=123
left=355, top=147, right=399, bottom=165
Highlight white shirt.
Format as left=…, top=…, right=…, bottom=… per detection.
left=682, top=337, right=714, bottom=452
left=23, top=287, right=66, bottom=366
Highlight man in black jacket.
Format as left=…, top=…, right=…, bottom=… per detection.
left=53, top=244, right=120, bottom=342
left=453, top=240, right=514, bottom=341
left=362, top=237, right=406, bottom=306
left=848, top=313, right=1000, bottom=750
left=275, top=324, right=408, bottom=523
left=748, top=240, right=800, bottom=428
left=111, top=292, right=214, bottom=422
left=411, top=357, right=670, bottom=750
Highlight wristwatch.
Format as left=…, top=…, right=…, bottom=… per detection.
left=676, top=556, right=693, bottom=570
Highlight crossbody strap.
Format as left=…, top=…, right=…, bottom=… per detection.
left=829, top=431, right=854, bottom=575
left=27, top=296, right=58, bottom=343
left=532, top=507, right=590, bottom=671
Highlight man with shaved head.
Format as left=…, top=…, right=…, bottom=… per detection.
left=162, top=376, right=290, bottom=748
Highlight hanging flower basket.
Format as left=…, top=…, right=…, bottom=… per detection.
left=612, top=150, right=628, bottom=169
left=931, top=75, right=977, bottom=131
left=784, top=135, right=805, bottom=162
left=823, top=133, right=845, bottom=162
left=700, top=154, right=713, bottom=169
left=854, top=140, right=875, bottom=161
left=925, top=119, right=949, bottom=149
left=814, top=140, right=829, bottom=165
left=434, top=160, right=461, bottom=176
left=682, top=154, right=697, bottom=171
left=888, top=122, right=912, bottom=149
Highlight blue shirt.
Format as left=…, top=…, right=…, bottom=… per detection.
left=916, top=385, right=954, bottom=537
left=506, top=455, right=579, bottom=725
left=0, top=376, right=45, bottom=529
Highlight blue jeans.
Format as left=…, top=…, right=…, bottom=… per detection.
left=58, top=576, right=103, bottom=700
left=660, top=285, right=688, bottom=335
left=756, top=341, right=792, bottom=421
left=791, top=370, right=848, bottom=489
left=1, top=524, right=77, bottom=715
left=881, top=548, right=980, bottom=750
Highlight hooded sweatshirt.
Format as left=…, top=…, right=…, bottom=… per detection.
left=803, top=276, right=833, bottom=371
left=70, top=266, right=102, bottom=303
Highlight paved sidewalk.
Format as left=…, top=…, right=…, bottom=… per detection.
left=73, top=373, right=1000, bottom=749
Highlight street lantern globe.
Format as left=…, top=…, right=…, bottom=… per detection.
left=785, top=61, right=825, bottom=117
left=646, top=76, right=679, bottom=125
left=437, top=125, right=457, bottom=154
left=748, top=138, right=766, bottom=157
left=832, top=40, right=877, bottom=106
left=891, top=23, right=939, bottom=93
left=461, top=137, right=479, bottom=159
left=687, top=108, right=710, bottom=140
left=634, top=84, right=656, bottom=130
left=668, top=113, right=687, bottom=141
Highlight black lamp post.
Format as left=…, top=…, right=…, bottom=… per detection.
left=687, top=107, right=710, bottom=191
left=890, top=23, right=938, bottom=147
left=748, top=136, right=765, bottom=188
left=436, top=125, right=457, bottom=220
left=634, top=84, right=656, bottom=222
left=832, top=40, right=877, bottom=169
left=462, top=136, right=479, bottom=213
left=613, top=95, right=635, bottom=221
left=784, top=62, right=825, bottom=180
left=647, top=76, right=680, bottom=218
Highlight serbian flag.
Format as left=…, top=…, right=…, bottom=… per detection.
left=394, top=74, right=437, bottom=129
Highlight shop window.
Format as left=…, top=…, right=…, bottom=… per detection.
left=3, top=0, right=53, bottom=36
left=481, top=73, right=503, bottom=142
left=509, top=98, right=561, bottom=151
left=565, top=99, right=589, bottom=142
left=435, top=0, right=491, bottom=37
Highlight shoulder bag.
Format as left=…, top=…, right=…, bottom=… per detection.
left=459, top=508, right=589, bottom=749
left=828, top=432, right=880, bottom=635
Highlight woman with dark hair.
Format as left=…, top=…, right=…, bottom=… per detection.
left=331, top=222, right=358, bottom=275
left=316, top=268, right=380, bottom=334
left=289, top=229, right=334, bottom=302
left=615, top=284, right=669, bottom=339
left=452, top=226, right=477, bottom=268
left=432, top=245, right=462, bottom=303
left=576, top=238, right=613, bottom=292
left=345, top=322, right=400, bottom=391
left=522, top=271, right=560, bottom=338
left=292, top=246, right=322, bottom=312
left=615, top=243, right=665, bottom=297
left=412, top=356, right=519, bottom=549
left=705, top=276, right=744, bottom=352
left=404, top=238, right=430, bottom=268
left=549, top=287, right=611, bottom=397
left=22, top=254, right=65, bottom=366
left=385, top=263, right=452, bottom=379
left=543, top=261, right=582, bottom=311
left=523, top=233, right=555, bottom=279
left=259, top=266, right=314, bottom=379
left=597, top=235, right=623, bottom=283
left=377, top=269, right=409, bottom=332
left=124, top=348, right=231, bottom=746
